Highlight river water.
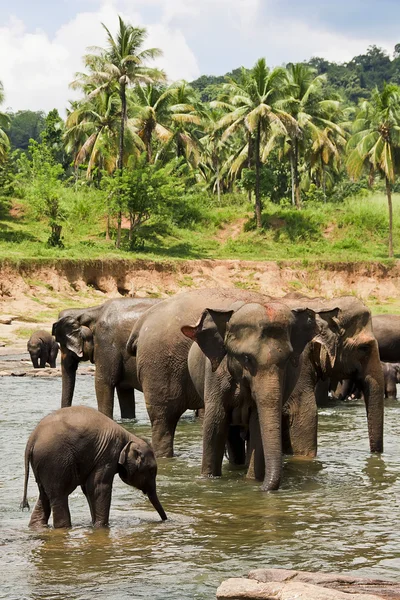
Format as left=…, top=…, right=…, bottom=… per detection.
left=1, top=367, right=400, bottom=599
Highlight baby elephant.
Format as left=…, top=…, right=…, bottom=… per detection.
left=21, top=406, right=167, bottom=528
left=382, top=362, right=400, bottom=399
left=27, top=330, right=59, bottom=368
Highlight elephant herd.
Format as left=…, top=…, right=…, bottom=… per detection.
left=23, top=289, right=400, bottom=527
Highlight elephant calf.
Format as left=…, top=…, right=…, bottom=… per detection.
left=21, top=406, right=167, bottom=528
left=382, top=362, right=400, bottom=399
left=27, top=330, right=59, bottom=368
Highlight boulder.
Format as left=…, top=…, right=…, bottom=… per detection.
left=216, top=578, right=385, bottom=600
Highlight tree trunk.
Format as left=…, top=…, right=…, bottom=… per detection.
left=116, top=83, right=127, bottom=249
left=293, top=139, right=301, bottom=209
left=216, top=161, right=221, bottom=204
left=386, top=176, right=394, bottom=258
left=255, top=122, right=262, bottom=228
left=118, top=84, right=127, bottom=172
left=290, top=154, right=295, bottom=206
left=322, top=164, right=327, bottom=203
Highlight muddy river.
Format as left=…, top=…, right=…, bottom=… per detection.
left=1, top=361, right=400, bottom=599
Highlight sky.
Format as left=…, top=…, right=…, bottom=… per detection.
left=0, top=0, right=399, bottom=114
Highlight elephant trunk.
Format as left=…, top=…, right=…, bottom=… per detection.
left=252, top=366, right=283, bottom=492
left=60, top=352, right=79, bottom=408
left=362, top=346, right=384, bottom=453
left=146, top=484, right=167, bottom=521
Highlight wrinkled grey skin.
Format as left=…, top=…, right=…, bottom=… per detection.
left=372, top=314, right=400, bottom=362
left=239, top=296, right=384, bottom=483
left=382, top=362, right=400, bottom=399
left=52, top=298, right=160, bottom=419
left=21, top=406, right=167, bottom=528
left=127, top=288, right=339, bottom=492
left=27, top=330, right=59, bottom=368
left=183, top=301, right=339, bottom=491
left=278, top=296, right=383, bottom=463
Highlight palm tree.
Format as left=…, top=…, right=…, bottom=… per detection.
left=283, top=63, right=344, bottom=208
left=72, top=16, right=165, bottom=246
left=309, top=124, right=346, bottom=201
left=130, top=83, right=173, bottom=163
left=217, top=59, right=293, bottom=227
left=80, top=17, right=164, bottom=171
left=0, top=82, right=10, bottom=162
left=65, top=89, right=144, bottom=178
left=347, top=84, right=400, bottom=257
left=162, top=81, right=203, bottom=166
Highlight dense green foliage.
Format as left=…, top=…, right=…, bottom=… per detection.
left=2, top=20, right=400, bottom=259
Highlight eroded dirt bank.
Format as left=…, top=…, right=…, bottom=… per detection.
left=1, top=258, right=400, bottom=351
left=1, top=258, right=400, bottom=302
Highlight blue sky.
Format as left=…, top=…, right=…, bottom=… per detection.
left=0, top=0, right=398, bottom=113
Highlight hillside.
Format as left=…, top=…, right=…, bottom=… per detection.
left=1, top=192, right=399, bottom=263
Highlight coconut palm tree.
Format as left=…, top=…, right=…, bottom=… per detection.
left=347, top=84, right=400, bottom=257
left=71, top=16, right=165, bottom=246
left=162, top=81, right=203, bottom=166
left=77, top=17, right=165, bottom=171
left=217, top=59, right=293, bottom=227
left=282, top=63, right=344, bottom=208
left=309, top=124, right=346, bottom=201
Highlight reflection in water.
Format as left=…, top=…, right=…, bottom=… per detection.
left=1, top=375, right=400, bottom=599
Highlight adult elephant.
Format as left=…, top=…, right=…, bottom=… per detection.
left=127, top=288, right=338, bottom=491
left=243, top=296, right=384, bottom=483
left=281, top=296, right=384, bottom=453
left=52, top=297, right=161, bottom=419
left=372, top=314, right=400, bottom=362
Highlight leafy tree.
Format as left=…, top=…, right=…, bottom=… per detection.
left=41, top=109, right=70, bottom=169
left=102, top=154, right=186, bottom=247
left=6, top=110, right=45, bottom=151
left=347, top=84, right=400, bottom=257
left=17, top=141, right=67, bottom=247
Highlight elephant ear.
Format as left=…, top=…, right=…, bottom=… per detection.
left=181, top=309, right=234, bottom=372
left=118, top=441, right=142, bottom=473
left=312, top=308, right=342, bottom=371
left=52, top=316, right=86, bottom=358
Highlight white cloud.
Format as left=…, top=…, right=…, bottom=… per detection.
left=0, top=2, right=200, bottom=114
left=0, top=0, right=397, bottom=114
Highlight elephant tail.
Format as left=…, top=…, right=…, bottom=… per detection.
left=20, top=445, right=32, bottom=511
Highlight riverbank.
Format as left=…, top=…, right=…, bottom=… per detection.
left=1, top=258, right=400, bottom=348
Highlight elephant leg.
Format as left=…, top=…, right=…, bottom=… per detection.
left=95, top=376, right=115, bottom=419
left=116, top=386, right=136, bottom=420
left=84, top=469, right=114, bottom=528
left=149, top=411, right=182, bottom=458
left=39, top=354, right=47, bottom=369
left=385, top=374, right=397, bottom=399
left=283, top=386, right=318, bottom=457
left=201, top=396, right=229, bottom=477
left=226, top=425, right=246, bottom=466
left=50, top=496, right=72, bottom=528
left=29, top=487, right=51, bottom=528
left=31, top=355, right=39, bottom=369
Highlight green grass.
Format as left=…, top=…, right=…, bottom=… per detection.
left=0, top=192, right=399, bottom=263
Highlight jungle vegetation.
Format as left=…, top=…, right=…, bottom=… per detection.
left=1, top=18, right=400, bottom=259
